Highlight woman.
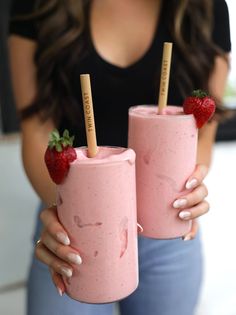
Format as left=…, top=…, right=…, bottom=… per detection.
left=9, top=0, right=231, bottom=314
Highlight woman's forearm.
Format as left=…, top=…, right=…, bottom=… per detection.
left=21, top=117, right=56, bottom=206
left=9, top=36, right=56, bottom=205
left=22, top=141, right=56, bottom=206
left=196, top=52, right=230, bottom=168
left=197, top=121, right=218, bottom=168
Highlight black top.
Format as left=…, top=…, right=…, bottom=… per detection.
left=9, top=0, right=231, bottom=147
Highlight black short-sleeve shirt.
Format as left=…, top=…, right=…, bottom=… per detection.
left=9, top=1, right=37, bottom=40
left=9, top=0, right=231, bottom=147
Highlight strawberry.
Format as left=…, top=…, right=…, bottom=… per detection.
left=44, top=129, right=76, bottom=184
left=183, top=90, right=216, bottom=128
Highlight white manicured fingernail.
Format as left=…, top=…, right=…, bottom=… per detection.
left=56, top=233, right=70, bottom=246
left=183, top=235, right=192, bottom=241
left=61, top=267, right=73, bottom=278
left=67, top=253, right=82, bottom=265
left=186, top=178, right=198, bottom=189
left=57, top=287, right=63, bottom=296
left=179, top=211, right=191, bottom=219
left=173, top=199, right=187, bottom=208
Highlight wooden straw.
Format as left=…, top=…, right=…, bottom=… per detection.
left=157, top=42, right=173, bottom=113
left=80, top=74, right=98, bottom=157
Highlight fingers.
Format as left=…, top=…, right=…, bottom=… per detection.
left=185, top=164, right=208, bottom=189
left=35, top=240, right=74, bottom=278
left=173, top=184, right=208, bottom=209
left=37, top=206, right=83, bottom=296
left=41, top=229, right=82, bottom=266
left=178, top=200, right=210, bottom=221
left=173, top=165, right=209, bottom=219
left=183, top=220, right=199, bottom=241
left=40, top=206, right=70, bottom=246
left=49, top=268, right=65, bottom=296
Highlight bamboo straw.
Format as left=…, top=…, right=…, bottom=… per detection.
left=80, top=74, right=98, bottom=157
left=158, top=42, right=173, bottom=113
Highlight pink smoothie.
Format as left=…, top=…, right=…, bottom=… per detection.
left=57, top=146, right=139, bottom=303
left=128, top=105, right=198, bottom=239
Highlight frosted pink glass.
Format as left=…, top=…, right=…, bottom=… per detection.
left=57, top=147, right=138, bottom=303
left=128, top=106, right=198, bottom=239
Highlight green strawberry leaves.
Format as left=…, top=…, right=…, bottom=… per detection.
left=191, top=90, right=208, bottom=98
left=48, top=129, right=75, bottom=152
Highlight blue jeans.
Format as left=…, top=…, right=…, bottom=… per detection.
left=27, top=208, right=203, bottom=315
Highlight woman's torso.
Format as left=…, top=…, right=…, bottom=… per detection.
left=59, top=0, right=183, bottom=147
left=9, top=0, right=231, bottom=147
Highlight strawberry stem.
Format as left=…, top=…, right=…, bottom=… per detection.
left=48, top=129, right=75, bottom=152
left=191, top=89, right=208, bottom=98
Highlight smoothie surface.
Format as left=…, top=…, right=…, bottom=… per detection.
left=129, top=105, right=193, bottom=118
left=73, top=147, right=135, bottom=165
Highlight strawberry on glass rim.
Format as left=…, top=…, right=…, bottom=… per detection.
left=44, top=129, right=76, bottom=184
left=183, top=89, right=216, bottom=128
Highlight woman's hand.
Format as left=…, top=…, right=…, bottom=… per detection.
left=172, top=164, right=210, bottom=241
left=35, top=205, right=82, bottom=296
